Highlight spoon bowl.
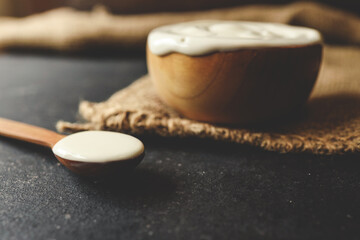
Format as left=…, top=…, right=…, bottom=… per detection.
left=55, top=152, right=145, bottom=177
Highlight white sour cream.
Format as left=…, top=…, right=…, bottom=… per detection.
left=52, top=131, right=144, bottom=163
left=148, top=20, right=322, bottom=56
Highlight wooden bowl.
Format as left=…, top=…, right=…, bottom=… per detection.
left=147, top=44, right=322, bottom=125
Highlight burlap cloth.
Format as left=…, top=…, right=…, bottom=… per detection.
left=1, top=2, right=359, bottom=154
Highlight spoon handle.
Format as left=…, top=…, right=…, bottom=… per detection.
left=0, top=118, right=64, bottom=148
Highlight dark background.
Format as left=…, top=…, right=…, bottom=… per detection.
left=69, top=0, right=360, bottom=15
left=3, top=0, right=359, bottom=17
left=0, top=53, right=359, bottom=240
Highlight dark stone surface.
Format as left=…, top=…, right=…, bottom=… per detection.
left=0, top=53, right=359, bottom=240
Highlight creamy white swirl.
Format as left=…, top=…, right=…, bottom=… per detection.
left=148, top=20, right=322, bottom=56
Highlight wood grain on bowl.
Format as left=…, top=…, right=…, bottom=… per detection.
left=147, top=44, right=322, bottom=125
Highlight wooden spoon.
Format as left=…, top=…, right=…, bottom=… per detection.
left=0, top=117, right=145, bottom=176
